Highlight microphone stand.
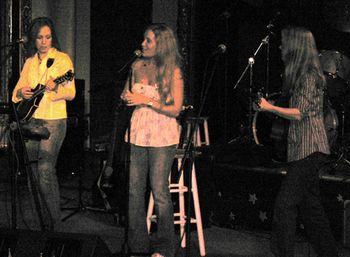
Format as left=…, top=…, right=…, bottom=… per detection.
left=119, top=67, right=148, bottom=257
left=174, top=52, right=221, bottom=257
left=1, top=43, right=49, bottom=230
left=10, top=102, right=49, bottom=230
left=117, top=51, right=142, bottom=74
left=232, top=34, right=270, bottom=143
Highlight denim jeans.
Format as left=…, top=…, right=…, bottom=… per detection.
left=270, top=152, right=339, bottom=257
left=25, top=118, right=66, bottom=231
left=128, top=144, right=177, bottom=257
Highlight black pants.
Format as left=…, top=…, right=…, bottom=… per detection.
left=270, top=152, right=339, bottom=257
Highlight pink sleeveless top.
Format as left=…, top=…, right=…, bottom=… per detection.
left=126, top=83, right=180, bottom=147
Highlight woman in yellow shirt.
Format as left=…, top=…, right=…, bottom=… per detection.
left=12, top=17, right=75, bottom=231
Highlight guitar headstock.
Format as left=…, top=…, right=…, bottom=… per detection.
left=54, top=70, right=75, bottom=84
left=63, top=70, right=75, bottom=81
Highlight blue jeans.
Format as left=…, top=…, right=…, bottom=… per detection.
left=26, top=118, right=66, bottom=231
left=128, top=144, right=176, bottom=257
left=270, top=152, right=339, bottom=257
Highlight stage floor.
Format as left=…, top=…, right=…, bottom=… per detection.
left=0, top=149, right=350, bottom=256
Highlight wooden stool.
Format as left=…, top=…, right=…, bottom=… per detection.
left=146, top=149, right=206, bottom=256
left=183, top=117, right=210, bottom=147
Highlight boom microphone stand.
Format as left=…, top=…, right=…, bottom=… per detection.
left=119, top=62, right=150, bottom=257
left=174, top=48, right=224, bottom=257
left=231, top=32, right=271, bottom=144
left=1, top=42, right=50, bottom=230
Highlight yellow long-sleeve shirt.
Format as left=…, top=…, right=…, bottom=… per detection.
left=12, top=47, right=76, bottom=120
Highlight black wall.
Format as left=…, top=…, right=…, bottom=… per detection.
left=190, top=0, right=350, bottom=143
left=90, top=0, right=152, bottom=147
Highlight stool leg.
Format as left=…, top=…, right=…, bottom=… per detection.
left=178, top=159, right=186, bottom=248
left=196, top=127, right=201, bottom=147
left=203, top=119, right=210, bottom=146
left=191, top=165, right=206, bottom=256
left=146, top=192, right=154, bottom=233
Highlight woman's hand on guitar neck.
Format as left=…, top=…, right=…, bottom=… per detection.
left=259, top=97, right=302, bottom=120
left=46, top=77, right=58, bottom=91
left=258, top=97, right=275, bottom=112
left=18, top=87, right=34, bottom=99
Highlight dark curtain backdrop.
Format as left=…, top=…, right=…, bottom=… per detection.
left=189, top=0, right=350, bottom=144
left=90, top=0, right=350, bottom=146
left=90, top=0, right=152, bottom=146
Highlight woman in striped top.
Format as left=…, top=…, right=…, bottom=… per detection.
left=259, top=27, right=339, bottom=257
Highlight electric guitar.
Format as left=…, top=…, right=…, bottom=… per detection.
left=16, top=70, right=75, bottom=122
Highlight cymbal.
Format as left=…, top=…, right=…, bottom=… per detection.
left=323, top=0, right=350, bottom=33
left=319, top=50, right=350, bottom=80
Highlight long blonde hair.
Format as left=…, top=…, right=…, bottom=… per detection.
left=281, top=27, right=325, bottom=96
left=146, top=24, right=182, bottom=103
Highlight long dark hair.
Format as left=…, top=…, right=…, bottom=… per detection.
left=25, top=17, right=60, bottom=58
left=281, top=26, right=325, bottom=96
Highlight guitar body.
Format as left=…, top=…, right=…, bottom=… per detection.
left=17, top=84, right=45, bottom=122
left=16, top=70, right=74, bottom=122
left=253, top=92, right=289, bottom=162
left=269, top=116, right=289, bottom=162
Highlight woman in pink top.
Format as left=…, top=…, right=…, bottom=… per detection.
left=122, top=23, right=184, bottom=257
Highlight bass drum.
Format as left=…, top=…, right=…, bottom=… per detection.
left=323, top=99, right=339, bottom=153
left=252, top=93, right=340, bottom=162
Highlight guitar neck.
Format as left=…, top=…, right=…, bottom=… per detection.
left=32, top=70, right=74, bottom=98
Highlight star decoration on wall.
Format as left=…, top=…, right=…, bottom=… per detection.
left=259, top=211, right=267, bottom=222
left=249, top=193, right=257, bottom=205
left=229, top=211, right=235, bottom=221
left=209, top=211, right=215, bottom=224
left=337, top=194, right=344, bottom=202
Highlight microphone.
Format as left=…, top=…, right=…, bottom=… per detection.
left=15, top=36, right=28, bottom=44
left=266, top=11, right=281, bottom=31
left=134, top=49, right=142, bottom=58
left=117, top=49, right=142, bottom=73
left=1, top=36, right=28, bottom=48
left=211, top=44, right=227, bottom=56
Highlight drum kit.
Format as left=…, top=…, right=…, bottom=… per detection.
left=319, top=50, right=350, bottom=165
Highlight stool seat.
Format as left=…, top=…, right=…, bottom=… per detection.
left=182, top=116, right=210, bottom=147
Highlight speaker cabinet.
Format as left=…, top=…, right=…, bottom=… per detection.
left=0, top=229, right=111, bottom=257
